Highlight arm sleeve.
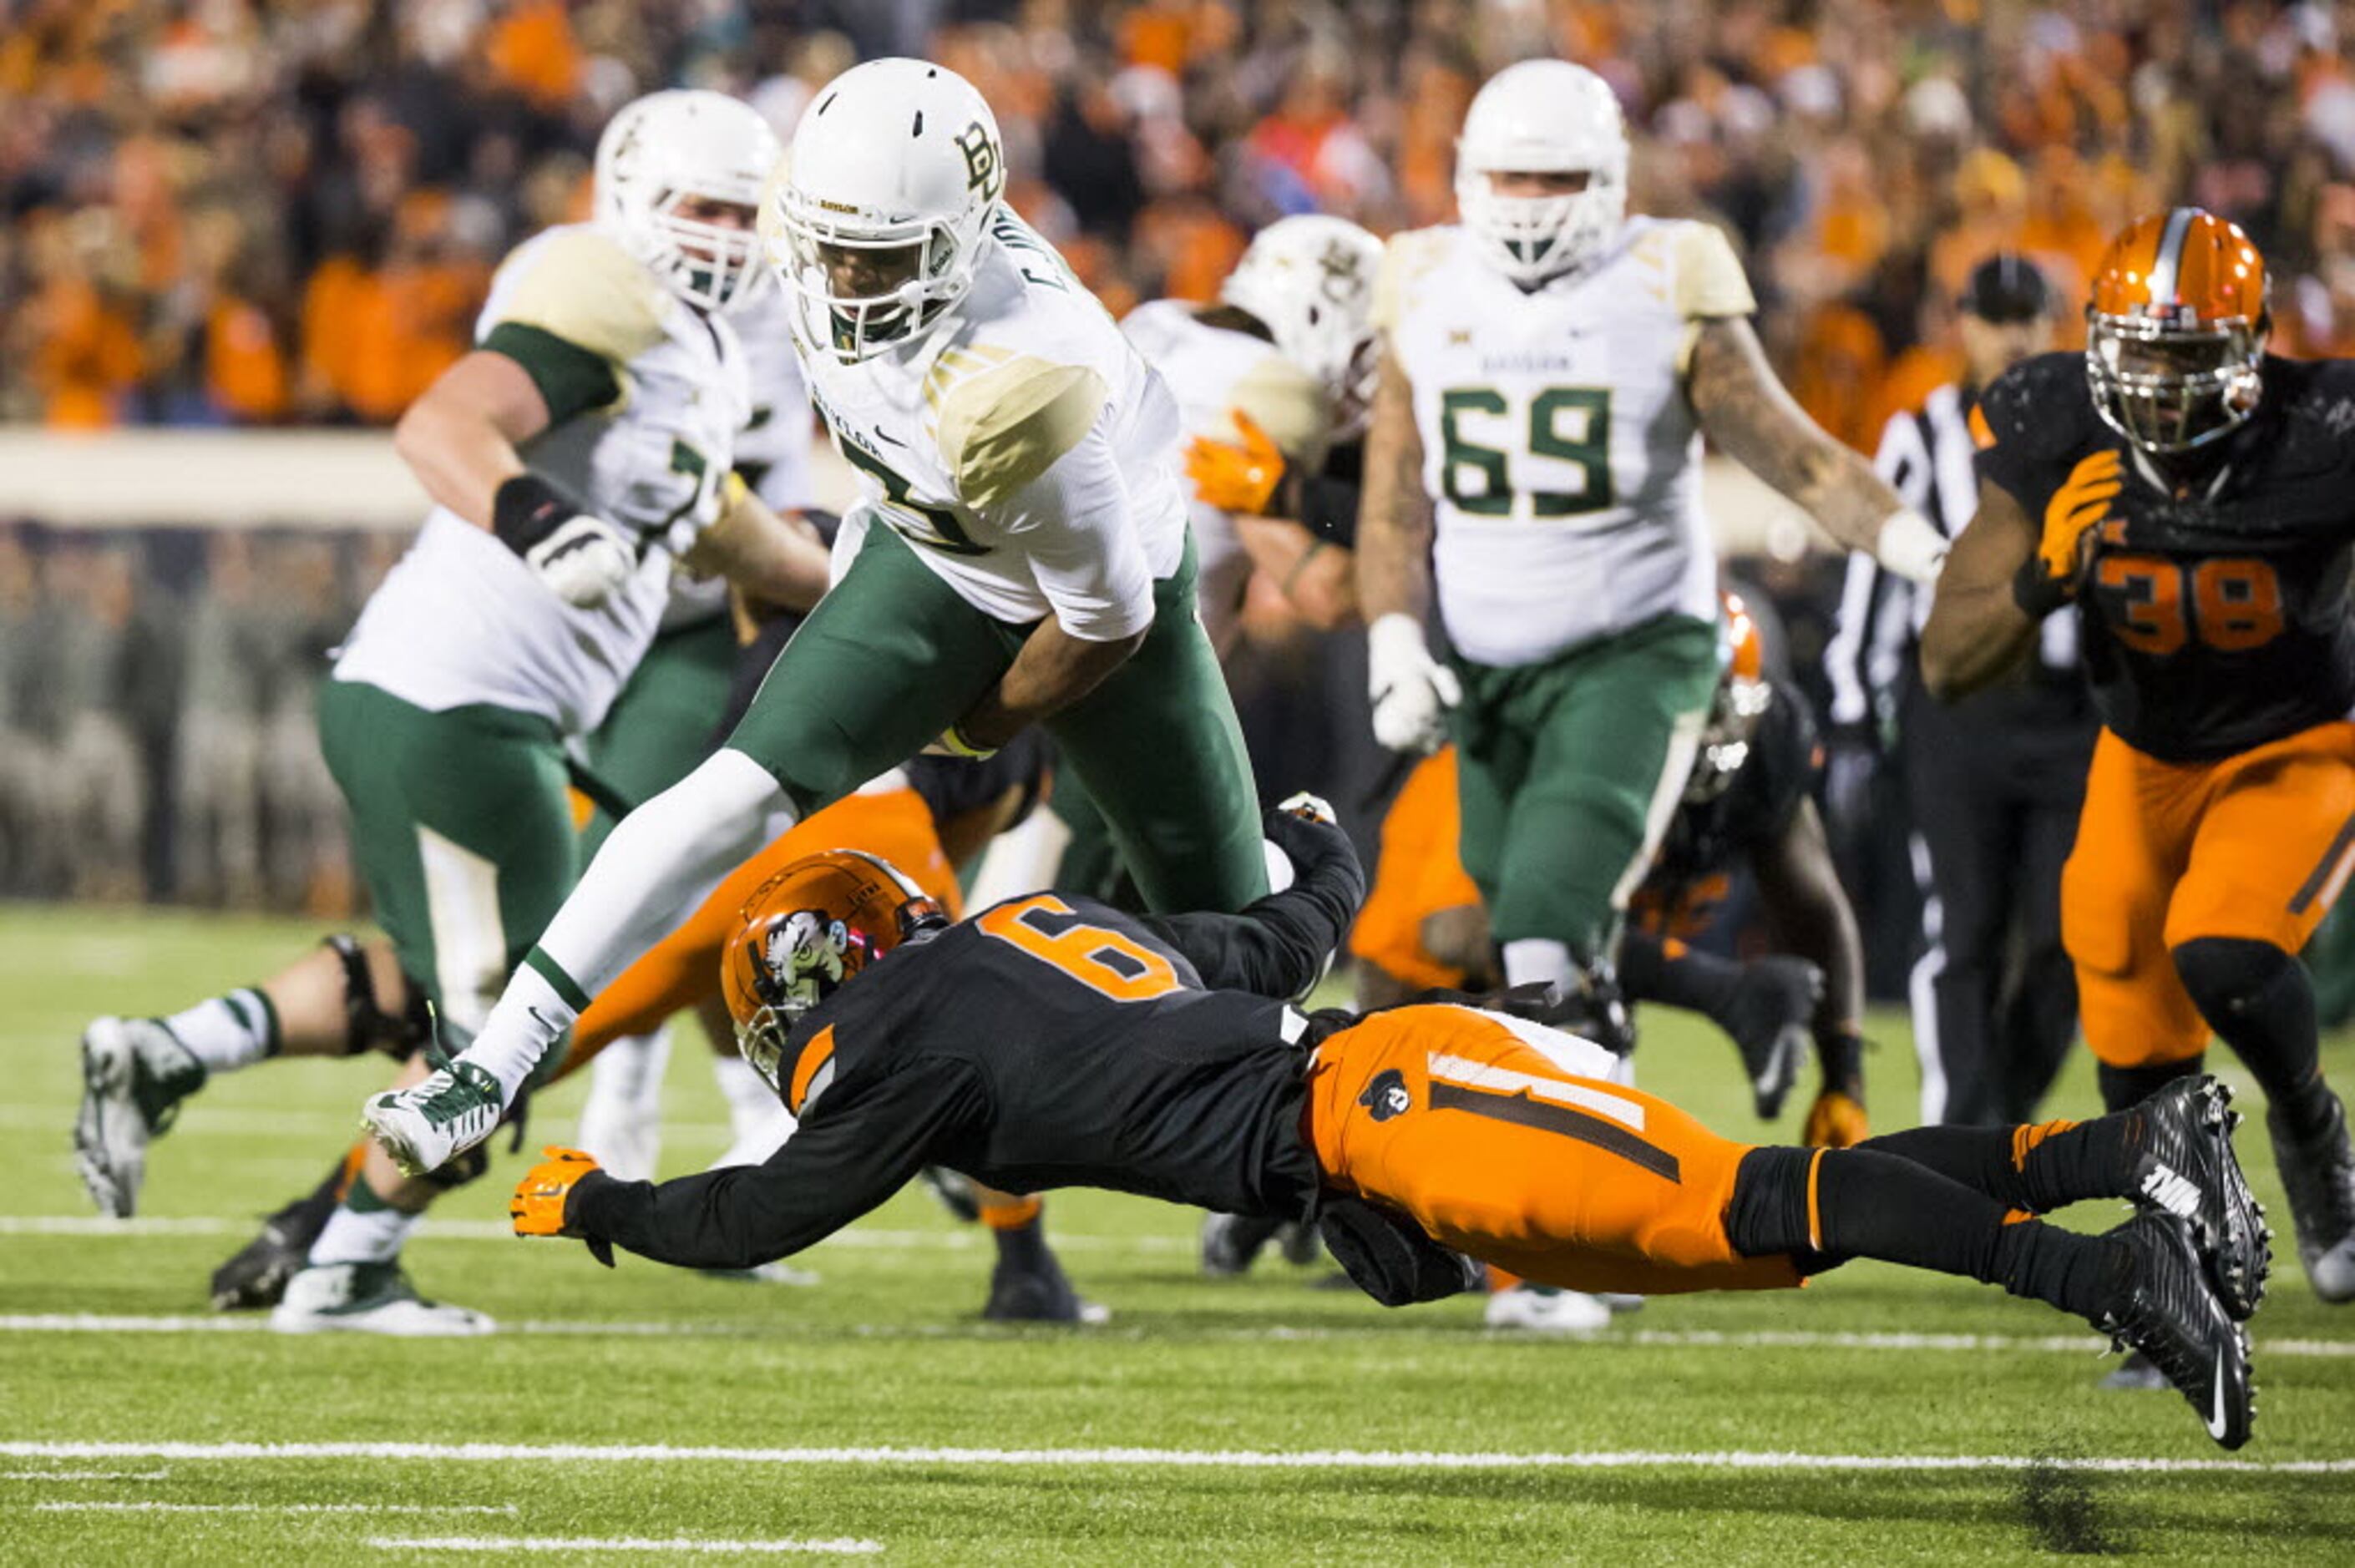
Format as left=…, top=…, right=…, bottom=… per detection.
left=1142, top=809, right=1367, bottom=998
left=996, top=418, right=1157, bottom=642
left=565, top=1062, right=988, bottom=1272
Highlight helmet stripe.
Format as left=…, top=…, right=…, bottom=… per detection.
left=2147, top=207, right=2197, bottom=306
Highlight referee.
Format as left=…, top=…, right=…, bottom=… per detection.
left=1824, top=255, right=2098, bottom=1125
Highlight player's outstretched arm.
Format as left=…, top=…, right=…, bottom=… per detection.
left=1685, top=317, right=1947, bottom=583
left=1142, top=804, right=1366, bottom=999
left=557, top=1067, right=989, bottom=1272
left=683, top=480, right=832, bottom=614
left=1752, top=796, right=1868, bottom=1134
left=1919, top=477, right=2042, bottom=700
left=391, top=350, right=550, bottom=526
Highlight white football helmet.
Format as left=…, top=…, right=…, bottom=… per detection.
left=765, top=58, right=1006, bottom=362
left=1220, top=215, right=1385, bottom=436
left=1456, top=60, right=1628, bottom=287
left=595, top=90, right=781, bottom=315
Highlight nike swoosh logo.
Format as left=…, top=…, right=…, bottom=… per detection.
left=2207, top=1344, right=2231, bottom=1439
left=874, top=428, right=908, bottom=448
left=525, top=1006, right=563, bottom=1036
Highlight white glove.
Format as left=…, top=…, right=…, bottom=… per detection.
left=525, top=514, right=638, bottom=609
left=1366, top=613, right=1460, bottom=754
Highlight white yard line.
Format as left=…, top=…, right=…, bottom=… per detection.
left=0, top=1439, right=2345, bottom=1476
left=367, top=1537, right=881, bottom=1556
left=0, top=1312, right=2347, bottom=1360
left=32, top=1501, right=518, bottom=1515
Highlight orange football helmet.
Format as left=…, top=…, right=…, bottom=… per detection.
left=2085, top=207, right=2268, bottom=453
left=1686, top=591, right=1774, bottom=804
left=721, top=848, right=945, bottom=1095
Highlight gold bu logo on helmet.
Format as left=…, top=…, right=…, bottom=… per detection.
left=955, top=121, right=1002, bottom=199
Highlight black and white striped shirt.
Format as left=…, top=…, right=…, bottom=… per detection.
left=1823, top=382, right=2079, bottom=730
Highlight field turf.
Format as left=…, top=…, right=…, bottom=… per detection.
left=1, top=904, right=2351, bottom=1564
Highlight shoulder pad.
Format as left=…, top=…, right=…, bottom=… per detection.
left=927, top=346, right=1110, bottom=508
left=2266, top=357, right=2355, bottom=466
left=1372, top=228, right=1453, bottom=333
left=488, top=228, right=670, bottom=367
left=1976, top=352, right=2094, bottom=463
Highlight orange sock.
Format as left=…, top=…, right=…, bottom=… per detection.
left=979, top=1195, right=1044, bottom=1231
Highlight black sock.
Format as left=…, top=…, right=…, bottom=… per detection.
left=2175, top=938, right=2336, bottom=1141
left=1858, top=1115, right=2134, bottom=1214
left=2097, top=1056, right=2204, bottom=1115
left=1730, top=1146, right=2123, bottom=1318
left=991, top=1216, right=1050, bottom=1271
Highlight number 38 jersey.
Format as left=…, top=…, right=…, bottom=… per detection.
left=1377, top=218, right=1755, bottom=667
left=1977, top=352, right=2355, bottom=761
left=336, top=224, right=753, bottom=736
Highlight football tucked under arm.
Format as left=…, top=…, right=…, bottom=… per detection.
left=1142, top=807, right=1367, bottom=999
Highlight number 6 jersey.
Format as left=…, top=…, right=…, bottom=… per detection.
left=1976, top=351, right=2355, bottom=761
left=1376, top=217, right=1755, bottom=666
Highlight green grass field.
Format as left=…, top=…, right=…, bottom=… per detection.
left=2, top=905, right=2351, bottom=1565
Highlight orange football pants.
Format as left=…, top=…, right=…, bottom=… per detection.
left=553, top=787, right=963, bottom=1082
left=1349, top=748, right=1482, bottom=991
left=1304, top=1004, right=1802, bottom=1295
left=2063, top=720, right=2355, bottom=1069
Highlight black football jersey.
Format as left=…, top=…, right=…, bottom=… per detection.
left=568, top=812, right=1365, bottom=1272
left=1978, top=352, right=2355, bottom=762
left=1628, top=677, right=1821, bottom=938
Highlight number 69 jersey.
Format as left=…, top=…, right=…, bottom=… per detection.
left=1377, top=218, right=1755, bottom=667
left=335, top=224, right=753, bottom=737
left=1977, top=351, right=2355, bottom=762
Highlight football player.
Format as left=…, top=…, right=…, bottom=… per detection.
left=1352, top=594, right=1866, bottom=1143
left=364, top=58, right=1275, bottom=1178
left=1924, top=207, right=2355, bottom=1312
left=508, top=802, right=2267, bottom=1449
left=1352, top=60, right=1938, bottom=1332
left=73, top=90, right=830, bottom=1333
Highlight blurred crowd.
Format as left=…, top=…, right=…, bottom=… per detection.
left=10, top=1, right=2355, bottom=438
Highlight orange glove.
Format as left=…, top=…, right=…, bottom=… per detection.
left=1803, top=1090, right=1869, bottom=1149
left=2014, top=448, right=2122, bottom=614
left=511, top=1146, right=614, bottom=1264
left=1185, top=410, right=1285, bottom=515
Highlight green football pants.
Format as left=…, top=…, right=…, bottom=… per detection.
left=1450, top=613, right=1719, bottom=965
left=726, top=522, right=1268, bottom=913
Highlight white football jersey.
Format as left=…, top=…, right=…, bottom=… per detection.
left=1121, top=300, right=1329, bottom=649
left=784, top=210, right=1188, bottom=640
left=335, top=224, right=753, bottom=735
left=1378, top=217, right=1755, bottom=666
left=730, top=280, right=818, bottom=515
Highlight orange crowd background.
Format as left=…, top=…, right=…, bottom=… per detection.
left=6, top=0, right=2355, bottom=451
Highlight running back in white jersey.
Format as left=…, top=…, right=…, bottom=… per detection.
left=335, top=225, right=755, bottom=736
left=1378, top=217, right=1755, bottom=667
left=780, top=208, right=1188, bottom=640
left=1121, top=299, right=1330, bottom=650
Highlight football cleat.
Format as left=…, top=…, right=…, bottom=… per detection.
left=1482, top=1283, right=1613, bottom=1334
left=982, top=1252, right=1109, bottom=1325
left=2099, top=1350, right=2170, bottom=1393
left=1720, top=956, right=1821, bottom=1120
left=2266, top=1094, right=2355, bottom=1303
left=1200, top=1212, right=1286, bottom=1277
left=210, top=1177, right=343, bottom=1311
left=2094, top=1211, right=2252, bottom=1449
left=74, top=1016, right=206, bottom=1219
left=269, top=1262, right=494, bottom=1337
left=2126, top=1075, right=2270, bottom=1319
left=362, top=1061, right=504, bottom=1178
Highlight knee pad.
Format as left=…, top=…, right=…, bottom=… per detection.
left=322, top=936, right=432, bottom=1060
left=2171, top=936, right=2299, bottom=1026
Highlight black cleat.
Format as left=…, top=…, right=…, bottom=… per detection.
left=982, top=1250, right=1107, bottom=1325
left=2127, top=1075, right=2271, bottom=1319
left=1200, top=1212, right=1286, bottom=1277
left=1719, top=956, right=1821, bottom=1120
left=209, top=1177, right=341, bottom=1312
left=2095, top=1211, right=2253, bottom=1450
left=2266, top=1093, right=2355, bottom=1303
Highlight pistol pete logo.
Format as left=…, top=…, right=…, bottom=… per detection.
left=1359, top=1068, right=1413, bottom=1122
left=955, top=121, right=1003, bottom=200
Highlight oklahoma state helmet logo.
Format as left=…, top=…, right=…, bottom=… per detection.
left=955, top=122, right=1003, bottom=200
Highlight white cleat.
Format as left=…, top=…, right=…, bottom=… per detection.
left=1482, top=1284, right=1613, bottom=1333
left=361, top=1062, right=504, bottom=1178
left=269, top=1262, right=495, bottom=1337
left=74, top=1017, right=205, bottom=1219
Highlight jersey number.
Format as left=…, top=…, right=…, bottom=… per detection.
left=838, top=439, right=990, bottom=558
left=658, top=439, right=718, bottom=537
left=1440, top=387, right=1613, bottom=518
left=977, top=896, right=1182, bottom=1002
left=2094, top=555, right=2284, bottom=656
